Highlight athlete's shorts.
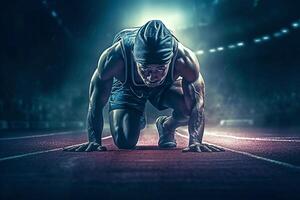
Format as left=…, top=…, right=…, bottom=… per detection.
left=108, top=79, right=177, bottom=114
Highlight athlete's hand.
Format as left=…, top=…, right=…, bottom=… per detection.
left=182, top=143, right=224, bottom=153
left=63, top=142, right=107, bottom=152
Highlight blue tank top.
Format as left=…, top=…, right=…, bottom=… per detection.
left=112, top=28, right=179, bottom=99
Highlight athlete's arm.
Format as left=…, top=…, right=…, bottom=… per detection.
left=64, top=42, right=124, bottom=152
left=179, top=45, right=224, bottom=152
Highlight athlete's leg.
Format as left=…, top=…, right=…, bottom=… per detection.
left=148, top=78, right=195, bottom=147
left=161, top=77, right=204, bottom=138
left=159, top=78, right=202, bottom=133
left=109, top=109, right=143, bottom=149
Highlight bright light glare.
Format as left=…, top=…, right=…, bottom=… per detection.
left=196, top=50, right=204, bottom=55
left=281, top=28, right=289, bottom=33
left=262, top=36, right=270, bottom=40
left=51, top=10, right=57, bottom=18
left=292, top=22, right=299, bottom=28
left=237, top=42, right=244, bottom=46
left=125, top=6, right=188, bottom=31
left=254, top=38, right=261, bottom=43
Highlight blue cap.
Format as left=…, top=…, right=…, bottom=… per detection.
left=133, top=20, right=174, bottom=65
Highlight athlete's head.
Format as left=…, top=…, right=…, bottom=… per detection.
left=136, top=62, right=170, bottom=87
left=133, top=20, right=174, bottom=87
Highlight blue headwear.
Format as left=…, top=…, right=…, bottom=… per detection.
left=133, top=20, right=175, bottom=65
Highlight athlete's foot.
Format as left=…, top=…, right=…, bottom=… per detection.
left=156, top=116, right=177, bottom=148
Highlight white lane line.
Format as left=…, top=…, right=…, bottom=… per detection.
left=206, top=132, right=300, bottom=143
left=177, top=128, right=300, bottom=143
left=0, top=136, right=112, bottom=162
left=0, top=130, right=84, bottom=141
left=176, top=131, right=300, bottom=172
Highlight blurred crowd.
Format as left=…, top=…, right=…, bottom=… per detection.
left=0, top=93, right=86, bottom=122
left=0, top=88, right=299, bottom=128
left=205, top=89, right=300, bottom=126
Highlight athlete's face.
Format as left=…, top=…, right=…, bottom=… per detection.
left=136, top=62, right=170, bottom=87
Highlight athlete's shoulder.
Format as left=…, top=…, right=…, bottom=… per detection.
left=97, top=41, right=124, bottom=80
left=113, top=28, right=139, bottom=44
left=175, top=42, right=200, bottom=82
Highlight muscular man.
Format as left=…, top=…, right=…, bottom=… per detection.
left=64, top=20, right=223, bottom=153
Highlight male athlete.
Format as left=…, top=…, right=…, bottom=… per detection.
left=64, top=20, right=223, bottom=153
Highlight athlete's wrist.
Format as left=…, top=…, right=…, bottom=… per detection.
left=189, top=137, right=202, bottom=146
left=88, top=132, right=101, bottom=144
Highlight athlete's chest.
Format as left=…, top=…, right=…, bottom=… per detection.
left=115, top=59, right=181, bottom=85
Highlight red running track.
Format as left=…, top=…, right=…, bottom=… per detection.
left=0, top=126, right=299, bottom=200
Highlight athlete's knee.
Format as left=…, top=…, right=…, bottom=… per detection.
left=114, top=136, right=137, bottom=149
left=115, top=140, right=137, bottom=149
left=111, top=126, right=138, bottom=149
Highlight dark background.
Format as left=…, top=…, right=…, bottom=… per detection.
left=1, top=0, right=300, bottom=129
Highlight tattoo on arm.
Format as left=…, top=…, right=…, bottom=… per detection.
left=183, top=79, right=205, bottom=145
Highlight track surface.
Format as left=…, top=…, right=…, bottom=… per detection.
left=0, top=126, right=300, bottom=200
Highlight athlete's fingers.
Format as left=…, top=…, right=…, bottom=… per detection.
left=75, top=144, right=88, bottom=152
left=63, top=145, right=76, bottom=151
left=207, top=145, right=220, bottom=152
left=189, top=144, right=201, bottom=152
left=97, top=146, right=107, bottom=151
left=195, top=145, right=202, bottom=152
left=63, top=145, right=80, bottom=152
left=85, top=143, right=97, bottom=152
left=208, top=144, right=225, bottom=152
left=201, top=145, right=212, bottom=152
left=183, top=143, right=225, bottom=153
left=182, top=146, right=190, bottom=152
left=183, top=144, right=197, bottom=152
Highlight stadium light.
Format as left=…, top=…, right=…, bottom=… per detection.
left=209, top=48, right=216, bottom=53
left=126, top=5, right=188, bottom=31
left=237, top=42, right=244, bottom=47
left=196, top=50, right=204, bottom=55
left=262, top=35, right=270, bottom=40
left=193, top=19, right=298, bottom=56
left=254, top=38, right=261, bottom=43
left=281, top=28, right=289, bottom=34
left=292, top=22, right=299, bottom=28
left=228, top=44, right=236, bottom=49
left=51, top=10, right=57, bottom=18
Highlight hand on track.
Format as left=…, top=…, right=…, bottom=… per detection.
left=182, top=143, right=224, bottom=153
left=63, top=142, right=107, bottom=152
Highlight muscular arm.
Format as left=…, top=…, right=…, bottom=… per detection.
left=182, top=77, right=205, bottom=145
left=64, top=42, right=124, bottom=152
left=179, top=46, right=205, bottom=145
left=86, top=68, right=112, bottom=144
left=179, top=45, right=223, bottom=152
